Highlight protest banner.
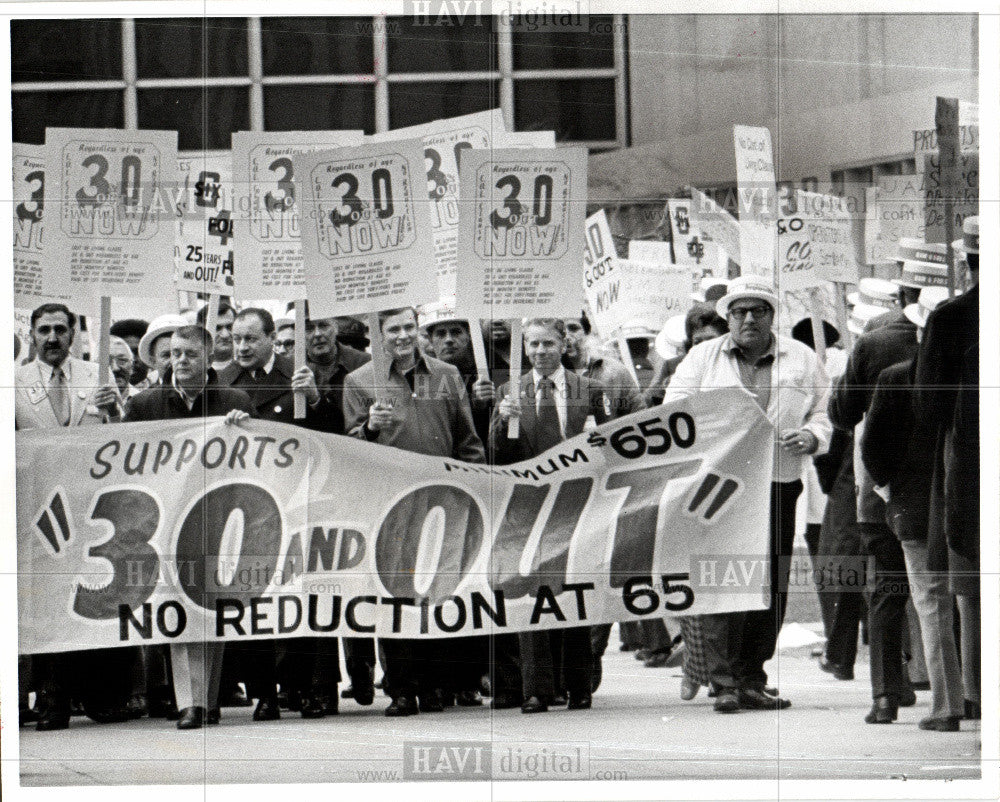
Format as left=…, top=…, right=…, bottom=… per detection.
left=588, top=258, right=690, bottom=340
left=922, top=150, right=978, bottom=248
left=455, top=147, right=588, bottom=320
left=295, top=138, right=436, bottom=319
left=175, top=151, right=236, bottom=295
left=232, top=130, right=364, bottom=301
left=369, top=109, right=506, bottom=305
left=733, top=125, right=778, bottom=278
left=42, top=128, right=179, bottom=303
left=17, top=387, right=774, bottom=653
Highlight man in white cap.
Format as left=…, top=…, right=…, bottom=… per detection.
left=138, top=313, right=188, bottom=386
left=664, top=275, right=831, bottom=712
left=914, top=215, right=980, bottom=722
left=861, top=286, right=963, bottom=731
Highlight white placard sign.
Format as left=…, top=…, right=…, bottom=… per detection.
left=865, top=175, right=924, bottom=264
left=456, top=147, right=588, bottom=319
left=495, top=130, right=557, bottom=148
left=296, top=138, right=436, bottom=318
left=369, top=110, right=505, bottom=305
left=175, top=151, right=236, bottom=294
left=13, top=144, right=49, bottom=308
left=588, top=258, right=690, bottom=338
left=734, top=125, right=778, bottom=278
left=796, top=190, right=861, bottom=285
left=689, top=187, right=741, bottom=266
left=43, top=128, right=178, bottom=301
left=232, top=130, right=364, bottom=300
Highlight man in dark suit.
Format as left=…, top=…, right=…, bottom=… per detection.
left=914, top=215, right=980, bottom=720
left=489, top=318, right=608, bottom=714
left=218, top=307, right=342, bottom=720
left=125, top=325, right=255, bottom=729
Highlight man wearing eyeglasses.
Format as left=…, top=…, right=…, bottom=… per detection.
left=664, top=275, right=831, bottom=713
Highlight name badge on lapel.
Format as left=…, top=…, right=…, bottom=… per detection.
left=26, top=382, right=46, bottom=405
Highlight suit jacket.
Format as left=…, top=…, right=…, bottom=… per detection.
left=580, top=355, right=644, bottom=419
left=124, top=368, right=254, bottom=422
left=488, top=370, right=608, bottom=464
left=15, top=357, right=108, bottom=430
left=860, top=360, right=934, bottom=542
left=307, top=343, right=371, bottom=435
left=218, top=353, right=332, bottom=430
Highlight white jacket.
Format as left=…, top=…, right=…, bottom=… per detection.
left=663, top=333, right=832, bottom=483
left=15, top=357, right=108, bottom=430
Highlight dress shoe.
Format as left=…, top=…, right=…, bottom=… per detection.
left=385, top=696, right=418, bottom=717
left=591, top=658, right=603, bottom=694
left=126, top=694, right=148, bottom=719
left=35, top=693, right=71, bottom=731
left=277, top=689, right=302, bottom=712
left=300, top=695, right=326, bottom=719
left=206, top=707, right=221, bottom=725
left=634, top=648, right=651, bottom=661
left=619, top=643, right=638, bottom=652
left=898, top=688, right=917, bottom=707
left=252, top=697, right=281, bottom=721
left=763, top=686, right=779, bottom=697
left=419, top=689, right=445, bottom=712
left=176, top=706, right=205, bottom=730
left=521, top=696, right=549, bottom=714
left=490, top=695, right=522, bottom=710
left=964, top=699, right=981, bottom=720
left=919, top=715, right=961, bottom=732
left=864, top=696, right=898, bottom=724
left=321, top=694, right=339, bottom=715
left=819, top=658, right=854, bottom=681
left=643, top=650, right=673, bottom=668
left=340, top=684, right=354, bottom=699
left=713, top=690, right=740, bottom=713
left=86, top=705, right=132, bottom=724
left=911, top=680, right=931, bottom=691
left=680, top=678, right=701, bottom=701
left=567, top=693, right=592, bottom=710
left=457, top=690, right=484, bottom=707
left=352, top=683, right=375, bottom=706
left=551, top=693, right=568, bottom=707
left=738, top=687, right=791, bottom=710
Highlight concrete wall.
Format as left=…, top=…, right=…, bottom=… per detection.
left=626, top=13, right=978, bottom=185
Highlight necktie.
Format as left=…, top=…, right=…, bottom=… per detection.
left=49, top=367, right=70, bottom=426
left=535, top=376, right=562, bottom=453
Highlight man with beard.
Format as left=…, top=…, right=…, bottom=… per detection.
left=16, top=303, right=129, bottom=730
left=344, top=307, right=485, bottom=717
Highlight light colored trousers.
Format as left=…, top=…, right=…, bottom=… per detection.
left=900, top=540, right=963, bottom=719
left=170, top=642, right=224, bottom=710
left=956, top=594, right=980, bottom=705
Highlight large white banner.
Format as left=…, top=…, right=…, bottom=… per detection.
left=232, top=130, right=364, bottom=301
left=43, top=128, right=179, bottom=303
left=456, top=147, right=588, bottom=319
left=295, top=138, right=437, bottom=318
left=17, top=389, right=774, bottom=653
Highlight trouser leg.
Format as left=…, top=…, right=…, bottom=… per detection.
left=805, top=522, right=837, bottom=638
left=863, top=524, right=910, bottom=700
left=956, top=594, right=981, bottom=704
left=703, top=612, right=740, bottom=691
left=489, top=633, right=522, bottom=700
left=382, top=639, right=418, bottom=699
left=344, top=637, right=375, bottom=690
left=519, top=631, right=555, bottom=702
left=904, top=598, right=930, bottom=684
left=560, top=626, right=593, bottom=696
left=242, top=640, right=279, bottom=702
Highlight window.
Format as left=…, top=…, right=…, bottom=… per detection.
left=11, top=15, right=629, bottom=150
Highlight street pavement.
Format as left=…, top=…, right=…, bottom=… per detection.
left=16, top=621, right=982, bottom=787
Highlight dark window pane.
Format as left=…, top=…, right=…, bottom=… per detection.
left=261, top=17, right=373, bottom=75
left=387, top=17, right=496, bottom=73
left=138, top=87, right=248, bottom=151
left=135, top=18, right=248, bottom=79
left=512, top=15, right=615, bottom=70
left=514, top=79, right=615, bottom=141
left=389, top=81, right=498, bottom=129
left=263, top=85, right=374, bottom=134
left=13, top=90, right=123, bottom=144
left=12, top=19, right=122, bottom=83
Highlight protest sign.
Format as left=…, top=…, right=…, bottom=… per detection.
left=42, top=128, right=178, bottom=302
left=175, top=151, right=236, bottom=294
left=913, top=99, right=979, bottom=153
left=13, top=144, right=56, bottom=309
left=17, top=387, right=774, bottom=653
left=795, top=190, right=862, bottom=285
left=456, top=147, right=588, bottom=319
left=733, top=125, right=778, bottom=278
left=587, top=258, right=690, bottom=340
left=689, top=187, right=741, bottom=268
left=922, top=150, right=977, bottom=246
left=295, top=138, right=436, bottom=318
left=864, top=175, right=924, bottom=264
left=369, top=110, right=505, bottom=305
left=495, top=131, right=557, bottom=148
left=627, top=240, right=672, bottom=265
left=232, top=130, right=364, bottom=301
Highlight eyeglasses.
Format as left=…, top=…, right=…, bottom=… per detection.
left=728, top=305, right=772, bottom=321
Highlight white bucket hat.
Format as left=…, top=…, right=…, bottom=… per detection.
left=846, top=277, right=899, bottom=309
left=137, top=313, right=187, bottom=367
left=715, top=275, right=780, bottom=319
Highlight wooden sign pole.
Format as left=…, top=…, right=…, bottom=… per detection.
left=366, top=311, right=391, bottom=405
left=507, top=318, right=523, bottom=439
left=469, top=318, right=490, bottom=382
left=293, top=299, right=307, bottom=419
left=97, top=296, right=112, bottom=387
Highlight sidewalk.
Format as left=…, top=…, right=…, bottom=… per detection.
left=18, top=624, right=982, bottom=786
